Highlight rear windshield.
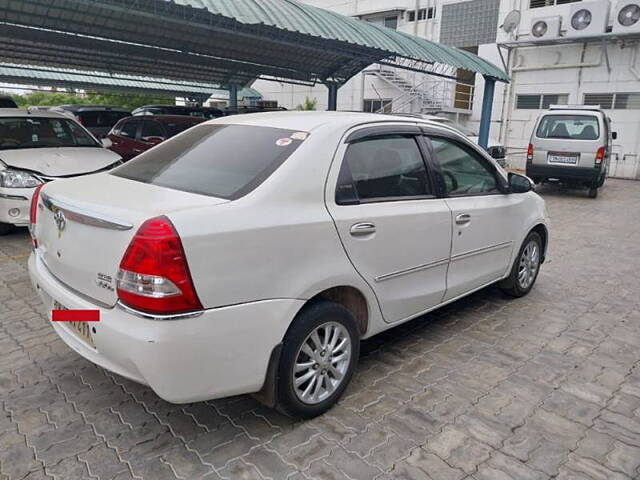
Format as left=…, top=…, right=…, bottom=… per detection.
left=79, top=111, right=130, bottom=128
left=536, top=115, right=600, bottom=140
left=164, top=119, right=204, bottom=138
left=112, top=124, right=308, bottom=199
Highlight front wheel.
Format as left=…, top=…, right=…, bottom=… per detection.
left=277, top=301, right=359, bottom=419
left=588, top=186, right=598, bottom=198
left=500, top=232, right=542, bottom=298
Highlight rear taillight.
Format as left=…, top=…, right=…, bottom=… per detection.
left=29, top=184, right=45, bottom=248
left=116, top=216, right=202, bottom=315
left=595, top=146, right=605, bottom=165
left=527, top=143, right=534, bottom=162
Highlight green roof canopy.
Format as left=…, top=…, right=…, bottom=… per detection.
left=0, top=0, right=508, bottom=90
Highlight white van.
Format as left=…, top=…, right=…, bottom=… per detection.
left=526, top=106, right=615, bottom=198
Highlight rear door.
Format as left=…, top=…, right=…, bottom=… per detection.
left=140, top=119, right=167, bottom=149
left=326, top=126, right=452, bottom=323
left=424, top=133, right=519, bottom=301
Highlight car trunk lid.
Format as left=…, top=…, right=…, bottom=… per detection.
left=34, top=173, right=227, bottom=306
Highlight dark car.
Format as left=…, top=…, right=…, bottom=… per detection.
left=53, top=105, right=131, bottom=138
left=131, top=105, right=224, bottom=119
left=0, top=95, right=18, bottom=108
left=224, top=106, right=288, bottom=116
left=107, top=115, right=206, bottom=161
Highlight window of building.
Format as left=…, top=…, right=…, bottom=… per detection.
left=516, top=94, right=569, bottom=109
left=584, top=92, right=640, bottom=110
left=409, top=7, right=435, bottom=21
left=530, top=0, right=581, bottom=8
left=384, top=15, right=398, bottom=29
left=363, top=99, right=392, bottom=113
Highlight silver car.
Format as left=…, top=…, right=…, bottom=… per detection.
left=526, top=106, right=616, bottom=198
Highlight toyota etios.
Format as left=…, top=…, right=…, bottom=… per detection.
left=29, top=112, right=549, bottom=418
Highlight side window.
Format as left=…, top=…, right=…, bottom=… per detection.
left=338, top=135, right=431, bottom=203
left=428, top=137, right=499, bottom=195
left=140, top=121, right=165, bottom=141
left=119, top=120, right=140, bottom=139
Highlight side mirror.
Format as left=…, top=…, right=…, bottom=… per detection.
left=101, top=138, right=113, bottom=149
left=612, top=131, right=618, bottom=140
left=509, top=172, right=534, bottom=194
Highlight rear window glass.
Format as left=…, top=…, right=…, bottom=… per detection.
left=80, top=111, right=130, bottom=128
left=536, top=115, right=600, bottom=140
left=111, top=124, right=308, bottom=199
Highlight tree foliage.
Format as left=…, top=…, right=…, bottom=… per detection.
left=7, top=90, right=175, bottom=111
left=296, top=97, right=317, bottom=111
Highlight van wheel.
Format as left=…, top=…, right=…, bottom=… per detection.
left=0, top=223, right=12, bottom=236
left=588, top=187, right=598, bottom=199
left=500, top=231, right=542, bottom=298
left=277, top=300, right=359, bottom=419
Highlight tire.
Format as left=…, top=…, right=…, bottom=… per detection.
left=500, top=231, right=542, bottom=298
left=276, top=300, right=359, bottom=419
left=588, top=186, right=598, bottom=199
left=0, top=223, right=12, bottom=236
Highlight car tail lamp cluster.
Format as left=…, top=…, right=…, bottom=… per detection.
left=29, top=184, right=45, bottom=248
left=527, top=143, right=534, bottom=162
left=117, top=216, right=202, bottom=315
left=595, top=146, right=606, bottom=165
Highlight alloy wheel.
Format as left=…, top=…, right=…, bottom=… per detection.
left=518, top=240, right=540, bottom=290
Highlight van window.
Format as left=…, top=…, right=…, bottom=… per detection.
left=536, top=115, right=600, bottom=140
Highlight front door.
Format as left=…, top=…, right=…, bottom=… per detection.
left=425, top=135, right=519, bottom=301
left=326, top=130, right=452, bottom=323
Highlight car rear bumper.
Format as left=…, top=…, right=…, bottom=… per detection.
left=28, top=252, right=304, bottom=403
left=526, top=164, right=601, bottom=183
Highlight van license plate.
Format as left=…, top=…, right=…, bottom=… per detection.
left=548, top=153, right=579, bottom=164
left=53, top=301, right=96, bottom=348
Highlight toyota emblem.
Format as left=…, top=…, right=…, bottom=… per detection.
left=54, top=210, right=66, bottom=235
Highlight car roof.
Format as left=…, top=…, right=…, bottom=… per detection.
left=130, top=114, right=207, bottom=123
left=540, top=109, right=604, bottom=117
left=203, top=111, right=453, bottom=133
left=0, top=108, right=74, bottom=119
left=57, top=105, right=130, bottom=112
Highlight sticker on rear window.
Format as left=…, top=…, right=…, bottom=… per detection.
left=276, top=138, right=293, bottom=147
left=290, top=132, right=308, bottom=141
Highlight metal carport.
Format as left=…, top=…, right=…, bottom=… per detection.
left=0, top=0, right=509, bottom=148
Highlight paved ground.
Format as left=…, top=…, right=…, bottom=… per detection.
left=1, top=179, right=640, bottom=480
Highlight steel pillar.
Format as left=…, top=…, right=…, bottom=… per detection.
left=229, top=84, right=238, bottom=110
left=327, top=83, right=338, bottom=111
left=478, top=76, right=496, bottom=151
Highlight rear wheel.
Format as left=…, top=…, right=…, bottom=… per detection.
left=277, top=300, right=359, bottom=419
left=500, top=232, right=542, bottom=298
left=0, top=223, right=12, bottom=236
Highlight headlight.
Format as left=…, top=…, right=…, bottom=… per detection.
left=0, top=169, right=43, bottom=188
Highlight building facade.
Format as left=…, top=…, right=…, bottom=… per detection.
left=252, top=0, right=640, bottom=177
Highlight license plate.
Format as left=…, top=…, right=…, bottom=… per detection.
left=53, top=301, right=96, bottom=348
left=548, top=152, right=579, bottom=164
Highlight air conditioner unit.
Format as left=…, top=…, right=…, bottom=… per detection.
left=566, top=0, right=611, bottom=38
left=530, top=16, right=562, bottom=40
left=613, top=2, right=640, bottom=33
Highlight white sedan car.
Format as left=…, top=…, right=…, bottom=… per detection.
left=28, top=112, right=548, bottom=418
left=0, top=109, right=122, bottom=234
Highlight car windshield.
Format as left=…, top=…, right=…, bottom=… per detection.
left=164, top=120, right=204, bottom=137
left=0, top=117, right=100, bottom=150
left=112, top=124, right=308, bottom=199
left=536, top=115, right=600, bottom=140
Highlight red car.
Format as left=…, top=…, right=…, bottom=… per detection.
left=107, top=115, right=206, bottom=161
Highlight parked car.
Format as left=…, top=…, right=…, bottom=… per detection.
left=28, top=112, right=548, bottom=418
left=51, top=105, right=131, bottom=139
left=0, top=110, right=122, bottom=235
left=107, top=115, right=206, bottom=161
left=0, top=95, right=18, bottom=108
left=526, top=105, right=614, bottom=198
left=131, top=105, right=224, bottom=119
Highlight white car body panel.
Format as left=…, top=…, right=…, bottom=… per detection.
left=0, top=147, right=120, bottom=177
left=28, top=111, right=549, bottom=404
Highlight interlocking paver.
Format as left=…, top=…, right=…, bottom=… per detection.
left=1, top=179, right=640, bottom=479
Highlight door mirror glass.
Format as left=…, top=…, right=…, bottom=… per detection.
left=101, top=138, right=113, bottom=149
left=612, top=131, right=618, bottom=140
left=509, top=172, right=533, bottom=193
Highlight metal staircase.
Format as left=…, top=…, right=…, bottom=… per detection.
left=369, top=67, right=474, bottom=114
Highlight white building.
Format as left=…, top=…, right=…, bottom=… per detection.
left=252, top=0, right=640, bottom=178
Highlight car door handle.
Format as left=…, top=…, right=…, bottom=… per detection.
left=350, top=222, right=376, bottom=236
left=455, top=214, right=471, bottom=225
